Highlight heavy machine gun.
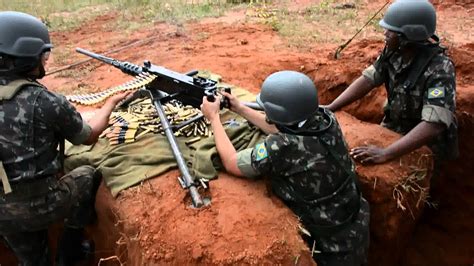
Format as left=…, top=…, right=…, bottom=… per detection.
left=76, top=48, right=230, bottom=208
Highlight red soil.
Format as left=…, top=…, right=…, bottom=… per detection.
left=1, top=1, right=473, bottom=265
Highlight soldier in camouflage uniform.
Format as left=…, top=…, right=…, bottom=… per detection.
left=201, top=71, right=370, bottom=266
left=327, top=0, right=458, bottom=164
left=0, top=11, right=130, bottom=266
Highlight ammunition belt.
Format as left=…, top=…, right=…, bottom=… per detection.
left=65, top=73, right=157, bottom=106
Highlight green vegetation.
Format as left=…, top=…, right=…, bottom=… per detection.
left=257, top=0, right=384, bottom=48
left=0, top=0, right=252, bottom=31
left=1, top=1, right=108, bottom=31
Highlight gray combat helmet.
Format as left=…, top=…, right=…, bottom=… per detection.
left=0, top=11, right=52, bottom=57
left=256, top=70, right=318, bottom=126
left=0, top=11, right=52, bottom=75
left=379, top=0, right=436, bottom=42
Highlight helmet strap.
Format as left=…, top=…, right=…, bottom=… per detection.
left=397, top=33, right=440, bottom=51
left=275, top=108, right=332, bottom=136
left=36, top=61, right=46, bottom=79
left=397, top=33, right=411, bottom=50
left=0, top=54, right=15, bottom=73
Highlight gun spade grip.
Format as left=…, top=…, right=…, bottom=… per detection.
left=207, top=94, right=215, bottom=102
left=222, top=88, right=231, bottom=109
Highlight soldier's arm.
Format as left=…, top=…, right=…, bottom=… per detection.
left=208, top=114, right=270, bottom=179
left=327, top=76, right=376, bottom=112
left=83, top=91, right=131, bottom=145
left=420, top=57, right=456, bottom=130
left=327, top=52, right=387, bottom=112
left=38, top=91, right=91, bottom=145
left=352, top=58, right=456, bottom=164
left=41, top=91, right=131, bottom=145
left=201, top=95, right=243, bottom=176
left=209, top=113, right=244, bottom=177
left=220, top=91, right=277, bottom=134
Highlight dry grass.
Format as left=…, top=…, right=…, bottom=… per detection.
left=98, top=255, right=124, bottom=265
left=392, top=154, right=433, bottom=219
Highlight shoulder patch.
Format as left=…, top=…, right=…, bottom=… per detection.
left=428, top=87, right=445, bottom=99
left=255, top=142, right=268, bottom=161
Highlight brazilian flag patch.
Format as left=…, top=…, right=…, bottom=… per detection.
left=428, top=87, right=445, bottom=99
left=255, top=143, right=268, bottom=161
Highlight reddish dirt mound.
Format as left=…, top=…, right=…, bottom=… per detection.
left=110, top=170, right=314, bottom=265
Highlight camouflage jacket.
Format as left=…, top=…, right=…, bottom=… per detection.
left=237, top=109, right=363, bottom=242
left=362, top=45, right=458, bottom=159
left=0, top=78, right=91, bottom=183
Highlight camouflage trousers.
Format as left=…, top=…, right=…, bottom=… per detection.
left=0, top=165, right=100, bottom=266
left=305, top=197, right=370, bottom=266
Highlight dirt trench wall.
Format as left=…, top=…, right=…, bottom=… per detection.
left=400, top=43, right=474, bottom=266
left=432, top=0, right=474, bottom=9
left=312, top=40, right=387, bottom=124
left=402, top=86, right=474, bottom=265
left=336, top=112, right=433, bottom=266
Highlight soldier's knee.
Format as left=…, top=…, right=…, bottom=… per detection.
left=64, top=166, right=102, bottom=195
left=70, top=165, right=96, bottom=177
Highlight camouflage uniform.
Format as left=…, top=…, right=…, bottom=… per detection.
left=237, top=109, right=370, bottom=266
left=0, top=78, right=98, bottom=265
left=362, top=45, right=458, bottom=159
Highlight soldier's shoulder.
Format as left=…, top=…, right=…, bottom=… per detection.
left=423, top=51, right=455, bottom=80
left=433, top=51, right=453, bottom=62
left=430, top=51, right=455, bottom=68
left=265, top=133, right=292, bottom=149
left=19, top=82, right=47, bottom=94
left=324, top=108, right=337, bottom=121
left=11, top=81, right=46, bottom=99
left=34, top=87, right=66, bottom=103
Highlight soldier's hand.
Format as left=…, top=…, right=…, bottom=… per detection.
left=350, top=145, right=389, bottom=164
left=105, top=91, right=133, bottom=106
left=220, top=91, right=243, bottom=113
left=201, top=95, right=222, bottom=121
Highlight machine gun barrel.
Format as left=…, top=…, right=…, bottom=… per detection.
left=76, top=48, right=143, bottom=76
left=76, top=47, right=217, bottom=108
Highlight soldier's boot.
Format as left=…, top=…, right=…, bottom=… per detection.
left=55, top=227, right=95, bottom=266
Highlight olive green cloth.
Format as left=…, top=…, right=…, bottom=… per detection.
left=64, top=84, right=265, bottom=197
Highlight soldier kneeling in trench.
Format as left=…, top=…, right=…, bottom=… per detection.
left=327, top=0, right=458, bottom=165
left=201, top=70, right=370, bottom=266
left=0, top=11, right=130, bottom=265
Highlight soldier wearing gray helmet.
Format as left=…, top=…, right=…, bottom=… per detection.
left=201, top=71, right=370, bottom=266
left=0, top=11, right=130, bottom=266
left=327, top=0, right=458, bottom=164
